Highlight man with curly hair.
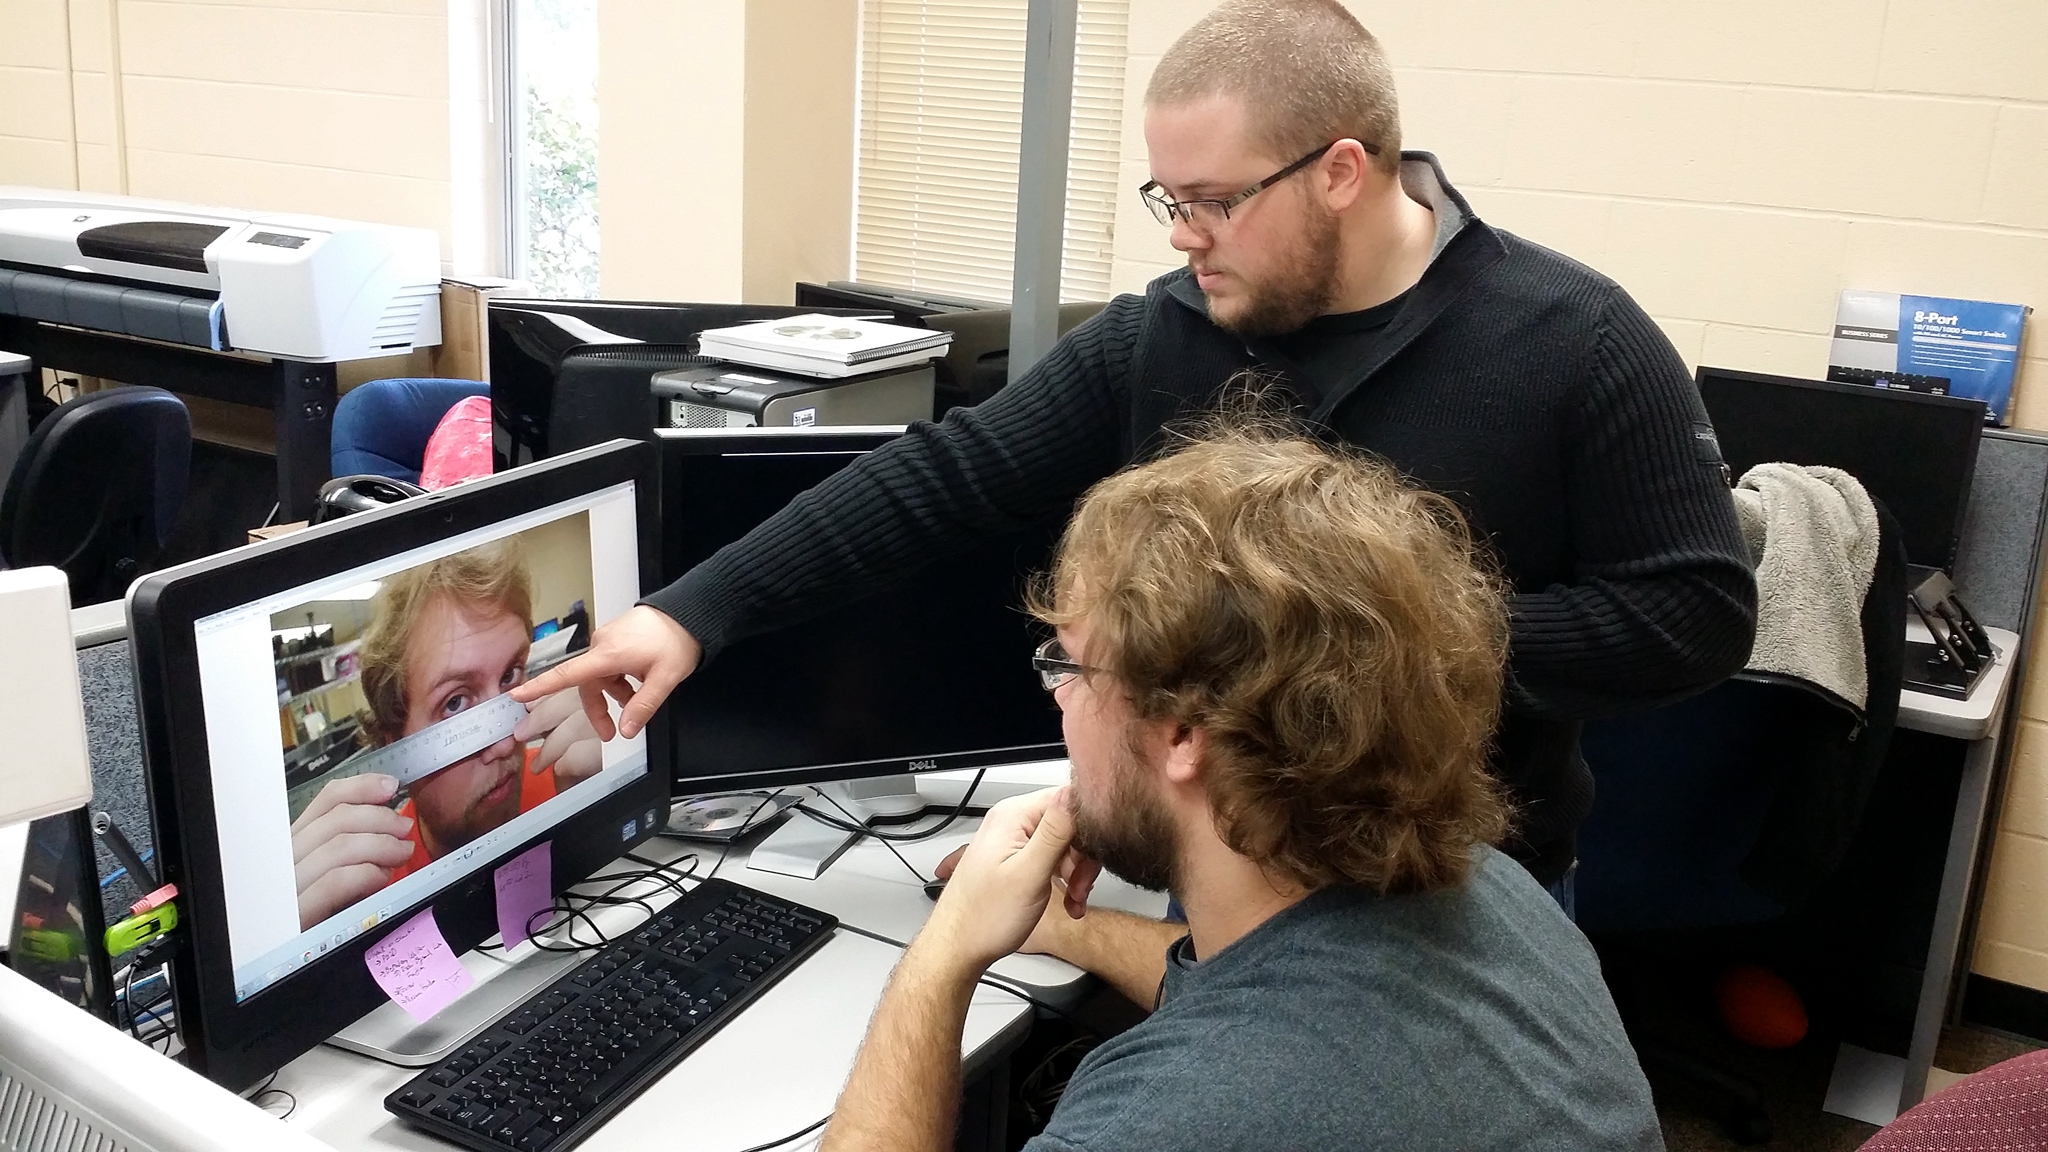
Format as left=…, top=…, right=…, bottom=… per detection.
left=817, top=428, right=1662, bottom=1152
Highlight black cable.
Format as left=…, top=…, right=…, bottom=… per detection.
left=790, top=771, right=989, bottom=843
left=734, top=1114, right=829, bottom=1152
left=803, top=792, right=930, bottom=886
left=250, top=1072, right=297, bottom=1120
left=830, top=922, right=1106, bottom=1040
left=475, top=855, right=706, bottom=955
left=122, top=962, right=140, bottom=1040
left=793, top=769, right=991, bottom=886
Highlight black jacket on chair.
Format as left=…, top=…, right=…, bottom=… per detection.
left=1577, top=500, right=1909, bottom=930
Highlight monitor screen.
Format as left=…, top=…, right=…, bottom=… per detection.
left=129, top=442, right=668, bottom=1089
left=1695, top=368, right=1985, bottom=571
left=656, top=428, right=1066, bottom=795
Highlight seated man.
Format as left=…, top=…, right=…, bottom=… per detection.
left=821, top=426, right=1663, bottom=1151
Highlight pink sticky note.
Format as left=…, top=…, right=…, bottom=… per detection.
left=495, top=841, right=553, bottom=949
left=364, top=907, right=473, bottom=1022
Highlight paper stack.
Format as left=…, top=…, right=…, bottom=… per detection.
left=697, top=313, right=953, bottom=379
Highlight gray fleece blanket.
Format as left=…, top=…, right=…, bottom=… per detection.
left=1731, top=463, right=1879, bottom=709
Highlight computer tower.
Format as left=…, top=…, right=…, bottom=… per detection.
left=651, top=364, right=934, bottom=429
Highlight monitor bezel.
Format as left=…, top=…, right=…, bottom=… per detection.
left=654, top=427, right=1068, bottom=797
left=128, top=440, right=667, bottom=1090
left=1695, top=366, right=1986, bottom=572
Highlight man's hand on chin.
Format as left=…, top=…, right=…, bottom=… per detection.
left=819, top=787, right=1085, bottom=1152
left=913, top=787, right=1083, bottom=977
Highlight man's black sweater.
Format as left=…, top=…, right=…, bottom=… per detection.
left=649, top=155, right=1756, bottom=882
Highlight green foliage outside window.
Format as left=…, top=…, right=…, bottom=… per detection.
left=524, top=81, right=599, bottom=298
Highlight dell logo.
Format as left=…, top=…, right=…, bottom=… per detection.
left=909, top=759, right=938, bottom=772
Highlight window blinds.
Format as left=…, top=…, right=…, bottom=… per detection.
left=855, top=0, right=1130, bottom=304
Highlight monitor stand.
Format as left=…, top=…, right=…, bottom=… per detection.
left=326, top=938, right=586, bottom=1067
left=746, top=775, right=922, bottom=881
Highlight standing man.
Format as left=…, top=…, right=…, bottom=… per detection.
left=518, top=0, right=1753, bottom=898
left=818, top=427, right=1665, bottom=1151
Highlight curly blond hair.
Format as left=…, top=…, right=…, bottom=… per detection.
left=1029, top=421, right=1509, bottom=894
left=357, top=538, right=532, bottom=748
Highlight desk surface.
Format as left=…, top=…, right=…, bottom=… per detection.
left=1895, top=624, right=2018, bottom=741
left=279, top=762, right=1165, bottom=1152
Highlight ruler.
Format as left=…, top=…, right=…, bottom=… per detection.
left=343, top=691, right=530, bottom=788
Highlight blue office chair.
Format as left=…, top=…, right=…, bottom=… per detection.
left=330, top=377, right=488, bottom=484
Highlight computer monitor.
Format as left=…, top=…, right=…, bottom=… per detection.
left=127, top=440, right=668, bottom=1090
left=1695, top=367, right=1986, bottom=571
left=654, top=428, right=1066, bottom=797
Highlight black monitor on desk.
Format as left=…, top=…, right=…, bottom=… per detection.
left=127, top=440, right=668, bottom=1090
left=654, top=427, right=1066, bottom=797
left=1696, top=368, right=1986, bottom=571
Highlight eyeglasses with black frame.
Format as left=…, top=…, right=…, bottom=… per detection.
left=1138, top=140, right=1379, bottom=228
left=1032, top=637, right=1095, bottom=692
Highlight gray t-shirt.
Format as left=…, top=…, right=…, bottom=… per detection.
left=1023, top=849, right=1663, bottom=1151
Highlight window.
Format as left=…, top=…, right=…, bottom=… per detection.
left=513, top=0, right=599, bottom=297
left=855, top=0, right=1130, bottom=304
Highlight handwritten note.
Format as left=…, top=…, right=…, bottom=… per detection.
left=364, top=907, right=473, bottom=1022
left=495, top=841, right=553, bottom=949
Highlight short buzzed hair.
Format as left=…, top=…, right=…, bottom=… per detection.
left=1029, top=421, right=1510, bottom=895
left=1147, top=0, right=1402, bottom=175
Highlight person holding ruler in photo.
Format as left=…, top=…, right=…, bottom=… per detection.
left=291, top=539, right=603, bottom=929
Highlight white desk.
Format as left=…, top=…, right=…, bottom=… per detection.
left=278, top=763, right=1168, bottom=1152
left=1826, top=625, right=2019, bottom=1125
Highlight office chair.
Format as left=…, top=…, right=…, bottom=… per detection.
left=0, top=385, right=191, bottom=606
left=331, top=377, right=489, bottom=484
left=1579, top=499, right=1910, bottom=1144
left=1858, top=1049, right=2048, bottom=1150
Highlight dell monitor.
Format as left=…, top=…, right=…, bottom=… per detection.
left=1695, top=367, right=1985, bottom=572
left=127, top=440, right=667, bottom=1091
left=654, top=427, right=1067, bottom=798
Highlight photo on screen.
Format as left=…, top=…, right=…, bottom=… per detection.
left=275, top=513, right=599, bottom=931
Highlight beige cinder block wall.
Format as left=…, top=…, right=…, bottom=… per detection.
left=596, top=0, right=855, bottom=304
left=1118, top=0, right=2048, bottom=994
left=0, top=0, right=455, bottom=257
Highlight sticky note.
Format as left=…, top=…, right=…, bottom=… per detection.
left=364, top=907, right=473, bottom=1022
left=495, top=841, right=553, bottom=949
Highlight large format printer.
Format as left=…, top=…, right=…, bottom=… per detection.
left=0, top=188, right=441, bottom=362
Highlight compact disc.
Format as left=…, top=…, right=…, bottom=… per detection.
left=665, top=792, right=796, bottom=840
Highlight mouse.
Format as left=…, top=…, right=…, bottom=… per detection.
left=923, top=877, right=948, bottom=901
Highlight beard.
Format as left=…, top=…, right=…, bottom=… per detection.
left=1069, top=724, right=1181, bottom=894
left=1204, top=199, right=1342, bottom=338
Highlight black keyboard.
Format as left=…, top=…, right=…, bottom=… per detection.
left=385, top=878, right=837, bottom=1152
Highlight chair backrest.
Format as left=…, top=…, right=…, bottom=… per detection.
left=330, top=377, right=488, bottom=484
left=0, top=386, right=191, bottom=606
left=1577, top=497, right=1911, bottom=931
